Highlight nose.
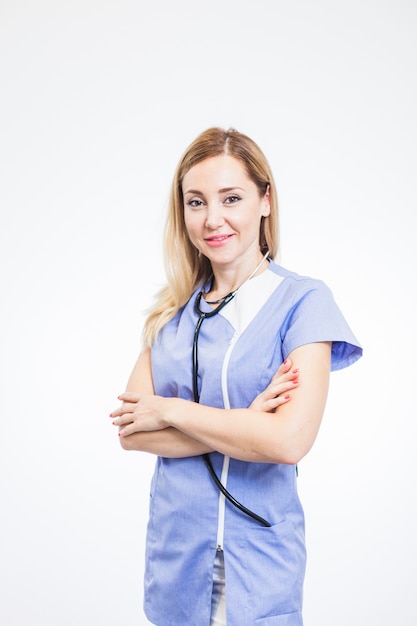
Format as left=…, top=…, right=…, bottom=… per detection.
left=205, top=202, right=225, bottom=230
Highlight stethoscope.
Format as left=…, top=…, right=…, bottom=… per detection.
left=192, top=252, right=271, bottom=527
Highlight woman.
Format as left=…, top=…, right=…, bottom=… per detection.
left=110, top=128, right=362, bottom=625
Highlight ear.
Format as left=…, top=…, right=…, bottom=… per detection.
left=261, top=185, right=271, bottom=217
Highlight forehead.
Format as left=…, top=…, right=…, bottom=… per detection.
left=182, top=155, right=252, bottom=191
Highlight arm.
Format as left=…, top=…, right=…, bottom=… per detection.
left=112, top=349, right=299, bottom=458
left=113, top=342, right=331, bottom=464
left=115, top=347, right=213, bottom=457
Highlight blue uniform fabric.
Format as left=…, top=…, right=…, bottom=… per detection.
left=145, top=262, right=362, bottom=626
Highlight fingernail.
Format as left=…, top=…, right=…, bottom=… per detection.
left=109, top=413, right=113, bottom=418
left=292, top=369, right=299, bottom=374
left=285, top=394, right=290, bottom=399
left=283, top=359, right=288, bottom=365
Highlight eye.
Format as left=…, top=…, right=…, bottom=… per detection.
left=186, top=198, right=205, bottom=209
left=224, top=194, right=241, bottom=205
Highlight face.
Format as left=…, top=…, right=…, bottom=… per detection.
left=182, top=155, right=270, bottom=272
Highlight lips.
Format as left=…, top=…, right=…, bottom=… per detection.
left=204, top=234, right=234, bottom=246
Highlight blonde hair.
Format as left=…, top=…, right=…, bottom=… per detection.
left=143, top=127, right=279, bottom=345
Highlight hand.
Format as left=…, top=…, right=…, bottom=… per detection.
left=249, top=358, right=299, bottom=412
left=110, top=392, right=171, bottom=438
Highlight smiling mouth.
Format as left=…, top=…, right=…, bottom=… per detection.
left=205, top=234, right=234, bottom=243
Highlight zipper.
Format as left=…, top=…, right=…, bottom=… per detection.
left=216, top=330, right=240, bottom=551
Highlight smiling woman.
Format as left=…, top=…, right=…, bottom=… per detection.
left=182, top=154, right=271, bottom=298
left=110, top=127, right=362, bottom=626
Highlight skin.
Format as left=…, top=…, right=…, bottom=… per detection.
left=111, top=351, right=302, bottom=459
left=182, top=154, right=271, bottom=297
left=111, top=155, right=331, bottom=465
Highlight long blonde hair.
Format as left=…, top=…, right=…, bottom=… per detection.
left=143, top=127, right=279, bottom=345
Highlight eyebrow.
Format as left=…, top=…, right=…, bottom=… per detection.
left=183, top=186, right=245, bottom=195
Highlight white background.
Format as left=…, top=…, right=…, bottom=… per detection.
left=1, top=1, right=416, bottom=625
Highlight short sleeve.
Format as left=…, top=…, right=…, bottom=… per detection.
left=280, top=279, right=362, bottom=371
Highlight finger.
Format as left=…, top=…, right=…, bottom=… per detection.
left=266, top=378, right=299, bottom=398
left=118, top=421, right=147, bottom=437
left=110, top=401, right=137, bottom=418
left=271, top=363, right=297, bottom=383
left=112, top=413, right=134, bottom=427
left=278, top=358, right=292, bottom=375
left=118, top=424, right=133, bottom=437
left=265, top=393, right=291, bottom=411
left=275, top=393, right=291, bottom=406
left=118, top=391, right=141, bottom=403
left=271, top=369, right=299, bottom=387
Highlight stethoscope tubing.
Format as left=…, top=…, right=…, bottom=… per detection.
left=193, top=289, right=271, bottom=528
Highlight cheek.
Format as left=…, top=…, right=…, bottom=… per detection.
left=239, top=213, right=262, bottom=236
left=183, top=214, right=200, bottom=245
left=184, top=211, right=201, bottom=234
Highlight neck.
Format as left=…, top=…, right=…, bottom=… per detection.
left=204, top=250, right=270, bottom=304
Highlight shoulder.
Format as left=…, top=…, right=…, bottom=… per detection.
left=267, top=262, right=362, bottom=370
left=268, top=260, right=321, bottom=283
left=267, top=260, right=344, bottom=319
left=267, top=261, right=331, bottom=299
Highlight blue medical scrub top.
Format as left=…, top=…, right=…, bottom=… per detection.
left=145, top=262, right=362, bottom=626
